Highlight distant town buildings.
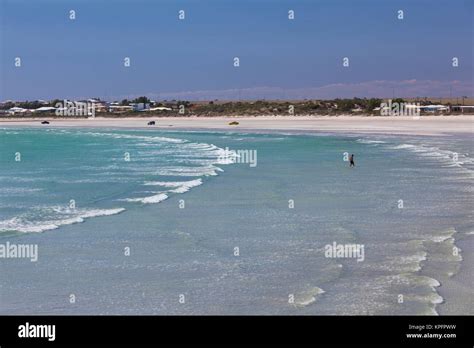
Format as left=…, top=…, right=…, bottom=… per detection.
left=0, top=98, right=168, bottom=115
left=0, top=98, right=473, bottom=116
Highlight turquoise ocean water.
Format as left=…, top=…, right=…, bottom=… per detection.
left=0, top=127, right=472, bottom=315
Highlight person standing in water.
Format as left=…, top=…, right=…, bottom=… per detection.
left=349, top=154, right=355, bottom=167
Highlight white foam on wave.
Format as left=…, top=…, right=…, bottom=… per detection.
left=0, top=207, right=126, bottom=233
left=388, top=142, right=474, bottom=174
left=294, top=287, right=326, bottom=307
left=82, top=131, right=185, bottom=144
left=356, top=139, right=386, bottom=144
left=90, top=132, right=235, bottom=205
left=427, top=228, right=463, bottom=262
left=391, top=273, right=443, bottom=314
left=392, top=274, right=440, bottom=288
left=399, top=251, right=428, bottom=272
left=120, top=193, right=168, bottom=204
left=429, top=235, right=452, bottom=243
left=141, top=179, right=202, bottom=193
left=215, top=147, right=238, bottom=165
left=144, top=179, right=202, bottom=188
left=391, top=144, right=418, bottom=150
left=390, top=227, right=464, bottom=314
left=155, top=165, right=222, bottom=177
left=124, top=180, right=204, bottom=203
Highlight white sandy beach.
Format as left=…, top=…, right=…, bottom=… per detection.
left=1, top=115, right=473, bottom=136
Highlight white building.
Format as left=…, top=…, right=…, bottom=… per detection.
left=7, top=107, right=29, bottom=115
left=131, top=103, right=150, bottom=111
left=419, top=105, right=449, bottom=112
left=33, top=107, right=56, bottom=113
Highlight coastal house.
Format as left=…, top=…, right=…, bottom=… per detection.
left=419, top=105, right=449, bottom=112
left=84, top=99, right=108, bottom=112
left=450, top=105, right=474, bottom=113
left=131, top=103, right=150, bottom=111
left=108, top=105, right=134, bottom=112
left=7, top=107, right=29, bottom=115
left=33, top=106, right=56, bottom=113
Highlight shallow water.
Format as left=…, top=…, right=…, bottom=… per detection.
left=0, top=128, right=472, bottom=315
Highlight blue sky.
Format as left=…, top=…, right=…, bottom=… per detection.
left=0, top=0, right=472, bottom=100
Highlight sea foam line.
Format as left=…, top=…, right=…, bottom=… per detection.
left=387, top=142, right=474, bottom=173
left=294, top=287, right=326, bottom=307
left=120, top=193, right=168, bottom=204
left=395, top=228, right=462, bottom=315
left=0, top=208, right=126, bottom=234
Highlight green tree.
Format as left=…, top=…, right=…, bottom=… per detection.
left=131, top=96, right=151, bottom=104
left=366, top=98, right=382, bottom=111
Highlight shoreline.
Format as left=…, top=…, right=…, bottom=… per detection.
left=1, top=115, right=473, bottom=136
